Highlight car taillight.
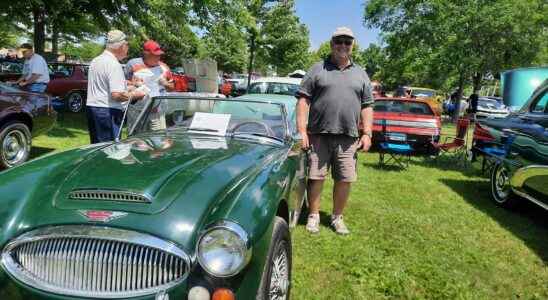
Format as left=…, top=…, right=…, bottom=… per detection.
left=473, top=122, right=495, bottom=142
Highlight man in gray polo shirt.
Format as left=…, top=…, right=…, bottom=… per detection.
left=296, top=27, right=374, bottom=235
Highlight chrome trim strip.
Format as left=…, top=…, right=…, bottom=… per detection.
left=196, top=220, right=253, bottom=278
left=1, top=225, right=190, bottom=299
left=69, top=189, right=152, bottom=203
left=373, top=119, right=438, bottom=128
left=510, top=165, right=548, bottom=189
left=512, top=189, right=548, bottom=211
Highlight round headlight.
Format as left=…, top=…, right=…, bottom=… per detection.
left=197, top=221, right=252, bottom=277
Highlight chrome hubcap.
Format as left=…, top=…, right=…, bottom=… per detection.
left=494, top=165, right=510, bottom=201
left=2, top=129, right=27, bottom=165
left=69, top=94, right=83, bottom=112
left=269, top=242, right=289, bottom=300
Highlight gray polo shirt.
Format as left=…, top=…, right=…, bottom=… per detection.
left=296, top=58, right=374, bottom=137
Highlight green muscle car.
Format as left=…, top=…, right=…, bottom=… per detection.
left=0, top=94, right=307, bottom=300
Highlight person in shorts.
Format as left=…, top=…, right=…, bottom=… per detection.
left=296, top=27, right=374, bottom=235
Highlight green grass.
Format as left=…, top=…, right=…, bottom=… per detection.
left=30, top=113, right=548, bottom=299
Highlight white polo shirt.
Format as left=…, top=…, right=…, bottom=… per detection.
left=86, top=50, right=127, bottom=110
left=22, top=53, right=50, bottom=84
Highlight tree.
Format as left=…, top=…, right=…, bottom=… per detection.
left=260, top=0, right=310, bottom=76
left=364, top=0, right=547, bottom=120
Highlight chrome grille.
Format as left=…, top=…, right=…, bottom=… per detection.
left=2, top=226, right=190, bottom=298
left=69, top=189, right=151, bottom=203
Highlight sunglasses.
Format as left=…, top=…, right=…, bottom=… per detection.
left=333, top=38, right=353, bottom=46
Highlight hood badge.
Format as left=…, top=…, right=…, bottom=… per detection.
left=78, top=210, right=128, bottom=223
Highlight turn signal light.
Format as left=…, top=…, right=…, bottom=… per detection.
left=212, top=288, right=235, bottom=300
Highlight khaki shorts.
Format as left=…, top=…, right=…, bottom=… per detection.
left=308, top=134, right=359, bottom=182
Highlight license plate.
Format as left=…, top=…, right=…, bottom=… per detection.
left=387, top=133, right=407, bottom=141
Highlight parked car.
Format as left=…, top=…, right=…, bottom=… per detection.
left=0, top=59, right=23, bottom=82
left=372, top=97, right=442, bottom=155
left=501, top=66, right=548, bottom=112
left=476, top=96, right=509, bottom=119
left=46, top=63, right=89, bottom=113
left=0, top=82, right=56, bottom=168
left=397, top=86, right=443, bottom=114
left=473, top=79, right=548, bottom=210
left=0, top=93, right=306, bottom=299
left=248, top=77, right=301, bottom=96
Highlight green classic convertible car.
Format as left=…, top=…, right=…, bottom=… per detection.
left=0, top=94, right=307, bottom=299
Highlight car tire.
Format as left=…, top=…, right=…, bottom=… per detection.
left=0, top=121, right=31, bottom=169
left=490, top=162, right=519, bottom=208
left=257, top=216, right=292, bottom=300
left=65, top=91, right=85, bottom=113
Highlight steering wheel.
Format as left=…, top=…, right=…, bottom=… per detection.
left=231, top=120, right=276, bottom=137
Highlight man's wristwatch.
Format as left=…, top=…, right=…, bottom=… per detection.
left=362, top=131, right=372, bottom=139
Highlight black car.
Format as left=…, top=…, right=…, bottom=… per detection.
left=472, top=80, right=548, bottom=210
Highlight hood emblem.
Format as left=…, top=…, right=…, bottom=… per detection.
left=78, top=210, right=128, bottom=222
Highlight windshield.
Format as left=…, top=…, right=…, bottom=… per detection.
left=373, top=100, right=434, bottom=115
left=411, top=89, right=435, bottom=97
left=248, top=82, right=300, bottom=96
left=478, top=99, right=504, bottom=109
left=133, top=97, right=288, bottom=142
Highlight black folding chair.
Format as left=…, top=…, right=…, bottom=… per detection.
left=378, top=119, right=414, bottom=170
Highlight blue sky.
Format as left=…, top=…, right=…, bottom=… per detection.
left=295, top=0, right=381, bottom=50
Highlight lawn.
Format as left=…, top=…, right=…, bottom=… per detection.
left=31, top=113, right=548, bottom=299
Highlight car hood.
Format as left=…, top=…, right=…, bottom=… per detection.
left=0, top=132, right=284, bottom=252
left=54, top=133, right=280, bottom=214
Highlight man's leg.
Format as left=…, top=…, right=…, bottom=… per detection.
left=332, top=181, right=351, bottom=216
left=305, top=134, right=330, bottom=233
left=308, top=179, right=324, bottom=215
left=330, top=136, right=359, bottom=235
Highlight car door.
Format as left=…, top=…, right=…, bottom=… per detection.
left=511, top=85, right=548, bottom=200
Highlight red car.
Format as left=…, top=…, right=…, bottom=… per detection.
left=372, top=97, right=442, bottom=155
left=46, top=63, right=88, bottom=113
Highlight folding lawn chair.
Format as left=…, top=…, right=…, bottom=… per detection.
left=478, top=131, right=516, bottom=174
left=378, top=119, right=414, bottom=170
left=430, top=117, right=471, bottom=163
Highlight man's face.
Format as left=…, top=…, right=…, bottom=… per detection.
left=22, top=49, right=33, bottom=59
left=120, top=42, right=129, bottom=60
left=143, top=52, right=161, bottom=66
left=331, top=36, right=353, bottom=59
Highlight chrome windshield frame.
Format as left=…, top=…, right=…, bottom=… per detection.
left=130, top=96, right=291, bottom=144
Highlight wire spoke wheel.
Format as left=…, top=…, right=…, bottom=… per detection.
left=268, top=240, right=289, bottom=300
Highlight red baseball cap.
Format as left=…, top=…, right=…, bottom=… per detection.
left=143, top=40, right=164, bottom=55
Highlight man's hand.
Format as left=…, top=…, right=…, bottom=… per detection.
left=358, top=134, right=372, bottom=152
left=18, top=80, right=27, bottom=87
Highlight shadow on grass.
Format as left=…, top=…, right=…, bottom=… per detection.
left=440, top=178, right=548, bottom=264
left=47, top=112, right=88, bottom=138
left=29, top=146, right=55, bottom=159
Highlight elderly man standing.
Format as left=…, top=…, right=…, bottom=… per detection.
left=86, top=30, right=145, bottom=144
left=296, top=27, right=374, bottom=235
left=15, top=43, right=50, bottom=93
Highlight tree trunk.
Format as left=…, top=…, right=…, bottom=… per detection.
left=452, top=73, right=465, bottom=123
left=51, top=23, right=59, bottom=60
left=32, top=4, right=46, bottom=55
left=472, top=72, right=482, bottom=94
left=246, top=31, right=256, bottom=93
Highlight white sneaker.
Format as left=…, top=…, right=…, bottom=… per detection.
left=331, top=215, right=350, bottom=235
left=306, top=214, right=320, bottom=234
